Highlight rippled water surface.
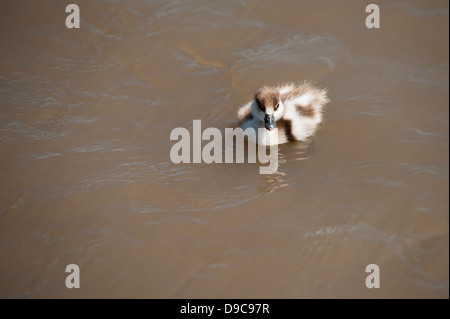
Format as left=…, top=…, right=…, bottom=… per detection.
left=0, top=0, right=448, bottom=298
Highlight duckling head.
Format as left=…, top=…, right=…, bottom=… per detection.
left=253, top=86, right=285, bottom=131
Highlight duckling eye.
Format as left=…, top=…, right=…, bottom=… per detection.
left=256, top=101, right=265, bottom=112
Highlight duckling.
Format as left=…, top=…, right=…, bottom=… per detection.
left=237, top=82, right=329, bottom=145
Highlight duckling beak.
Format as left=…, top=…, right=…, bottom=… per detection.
left=265, top=114, right=276, bottom=131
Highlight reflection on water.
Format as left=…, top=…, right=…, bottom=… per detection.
left=0, top=0, right=448, bottom=298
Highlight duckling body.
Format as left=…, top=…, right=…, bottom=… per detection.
left=237, top=83, right=329, bottom=145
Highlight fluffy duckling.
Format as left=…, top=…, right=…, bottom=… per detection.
left=237, top=82, right=329, bottom=145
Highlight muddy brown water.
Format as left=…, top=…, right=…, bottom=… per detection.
left=0, top=0, right=448, bottom=298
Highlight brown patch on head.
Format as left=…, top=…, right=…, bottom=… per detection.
left=296, top=105, right=315, bottom=118
left=255, top=86, right=280, bottom=112
left=276, top=118, right=296, bottom=142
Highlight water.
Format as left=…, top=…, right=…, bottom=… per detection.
left=0, top=0, right=448, bottom=298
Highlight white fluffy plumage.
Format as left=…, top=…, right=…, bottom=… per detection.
left=237, top=82, right=329, bottom=145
